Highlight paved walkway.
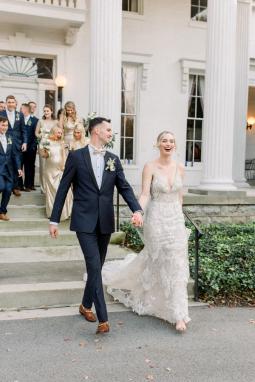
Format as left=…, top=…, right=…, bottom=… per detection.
left=0, top=306, right=254, bottom=382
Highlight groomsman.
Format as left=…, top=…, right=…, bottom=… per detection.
left=0, top=101, right=5, bottom=112
left=21, top=103, right=38, bottom=191
left=28, top=101, right=37, bottom=117
left=0, top=95, right=27, bottom=196
left=0, top=116, right=22, bottom=221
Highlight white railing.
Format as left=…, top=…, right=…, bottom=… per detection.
left=24, top=0, right=85, bottom=9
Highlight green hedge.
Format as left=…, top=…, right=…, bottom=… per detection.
left=189, top=222, right=255, bottom=306
left=120, top=221, right=255, bottom=306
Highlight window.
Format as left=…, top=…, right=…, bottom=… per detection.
left=0, top=55, right=54, bottom=79
left=186, top=75, right=204, bottom=166
left=191, top=0, right=207, bottom=22
left=121, top=64, right=138, bottom=164
left=122, top=0, right=139, bottom=13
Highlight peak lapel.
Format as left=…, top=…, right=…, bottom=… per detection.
left=101, top=152, right=112, bottom=189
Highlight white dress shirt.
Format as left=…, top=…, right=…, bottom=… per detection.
left=0, top=133, right=7, bottom=153
left=6, top=110, right=15, bottom=128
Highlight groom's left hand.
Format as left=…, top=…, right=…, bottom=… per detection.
left=131, top=211, right=143, bottom=227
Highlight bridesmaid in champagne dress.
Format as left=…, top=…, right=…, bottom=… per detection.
left=43, top=126, right=72, bottom=221
left=103, top=131, right=190, bottom=332
left=35, top=104, right=57, bottom=193
left=59, top=101, right=85, bottom=146
left=69, top=125, right=90, bottom=151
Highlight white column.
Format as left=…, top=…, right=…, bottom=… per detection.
left=200, top=0, right=237, bottom=190
left=233, top=0, right=251, bottom=186
left=89, top=0, right=122, bottom=154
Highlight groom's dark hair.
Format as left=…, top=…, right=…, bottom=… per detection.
left=88, top=117, right=111, bottom=134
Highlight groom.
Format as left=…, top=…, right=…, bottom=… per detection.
left=49, top=117, right=143, bottom=334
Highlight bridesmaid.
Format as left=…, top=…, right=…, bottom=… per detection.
left=59, top=101, right=85, bottom=146
left=35, top=104, right=58, bottom=193
left=69, top=125, right=90, bottom=151
left=43, top=126, right=72, bottom=221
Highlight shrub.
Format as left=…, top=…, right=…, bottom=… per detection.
left=120, top=221, right=144, bottom=252
left=188, top=223, right=255, bottom=306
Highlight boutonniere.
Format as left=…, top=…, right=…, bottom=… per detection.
left=27, top=120, right=32, bottom=126
left=7, top=137, right=12, bottom=145
left=15, top=112, right=20, bottom=121
left=105, top=158, right=116, bottom=172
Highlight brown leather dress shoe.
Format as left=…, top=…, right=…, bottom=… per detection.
left=0, top=213, right=10, bottom=221
left=79, top=304, right=97, bottom=322
left=96, top=322, right=110, bottom=334
left=13, top=189, right=21, bottom=197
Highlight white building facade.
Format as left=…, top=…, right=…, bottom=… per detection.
left=0, top=0, right=255, bottom=189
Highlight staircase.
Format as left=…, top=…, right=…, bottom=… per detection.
left=0, top=190, right=195, bottom=311
left=0, top=190, right=130, bottom=311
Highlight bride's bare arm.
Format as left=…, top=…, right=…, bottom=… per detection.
left=178, top=163, right=185, bottom=205
left=138, top=163, right=153, bottom=210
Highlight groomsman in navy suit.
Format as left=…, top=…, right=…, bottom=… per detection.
left=0, top=116, right=22, bottom=221
left=21, top=103, right=38, bottom=191
left=0, top=95, right=27, bottom=196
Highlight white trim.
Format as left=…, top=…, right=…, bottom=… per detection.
left=180, top=58, right=205, bottom=93
left=189, top=20, right=207, bottom=29
left=122, top=52, right=152, bottom=91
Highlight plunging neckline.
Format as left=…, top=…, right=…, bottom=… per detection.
left=154, top=163, right=178, bottom=191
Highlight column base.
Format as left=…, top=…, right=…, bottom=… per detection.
left=188, top=188, right=247, bottom=197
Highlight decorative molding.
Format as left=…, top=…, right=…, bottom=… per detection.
left=8, top=33, right=32, bottom=52
left=180, top=58, right=205, bottom=93
left=122, top=52, right=152, bottom=90
left=65, top=26, right=80, bottom=45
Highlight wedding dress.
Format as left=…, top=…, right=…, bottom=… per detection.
left=103, top=168, right=191, bottom=324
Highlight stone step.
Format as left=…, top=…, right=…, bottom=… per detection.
left=0, top=244, right=129, bottom=263
left=0, top=230, right=125, bottom=248
left=0, top=218, right=69, bottom=231
left=7, top=205, right=46, bottom=218
left=9, top=190, right=45, bottom=206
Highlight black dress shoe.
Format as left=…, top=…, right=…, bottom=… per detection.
left=24, top=188, right=32, bottom=192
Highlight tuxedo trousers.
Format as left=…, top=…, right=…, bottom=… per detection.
left=0, top=174, right=13, bottom=213
left=77, top=223, right=111, bottom=323
left=23, top=148, right=37, bottom=188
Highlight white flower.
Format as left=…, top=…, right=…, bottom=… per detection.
left=7, top=137, right=12, bottom=145
left=105, top=158, right=116, bottom=171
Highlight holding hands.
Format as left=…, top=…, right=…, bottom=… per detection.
left=131, top=211, right=143, bottom=227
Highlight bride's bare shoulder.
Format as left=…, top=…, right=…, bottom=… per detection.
left=143, top=160, right=157, bottom=173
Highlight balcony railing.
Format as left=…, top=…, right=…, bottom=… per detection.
left=24, top=0, right=85, bottom=9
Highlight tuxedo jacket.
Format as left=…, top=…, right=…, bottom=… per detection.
left=0, top=110, right=27, bottom=152
left=50, top=145, right=141, bottom=234
left=25, top=115, right=38, bottom=151
left=0, top=135, right=21, bottom=182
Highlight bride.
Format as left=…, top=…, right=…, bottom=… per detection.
left=103, top=131, right=190, bottom=332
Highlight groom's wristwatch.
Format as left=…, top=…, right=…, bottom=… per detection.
left=135, top=210, right=144, bottom=216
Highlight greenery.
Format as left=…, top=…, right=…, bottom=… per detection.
left=120, top=221, right=144, bottom=252
left=189, top=222, right=255, bottom=306
left=121, top=221, right=255, bottom=306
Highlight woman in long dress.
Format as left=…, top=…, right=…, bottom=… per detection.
left=103, top=131, right=190, bottom=332
left=43, top=126, right=72, bottom=221
left=69, top=124, right=90, bottom=151
left=35, top=104, right=58, bottom=193
left=59, top=101, right=85, bottom=146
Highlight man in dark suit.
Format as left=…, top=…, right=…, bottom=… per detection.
left=0, top=95, right=27, bottom=196
left=0, top=116, right=22, bottom=221
left=49, top=117, right=143, bottom=334
left=21, top=103, right=38, bottom=191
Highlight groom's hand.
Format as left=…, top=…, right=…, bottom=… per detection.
left=131, top=211, right=143, bottom=227
left=49, top=224, right=59, bottom=239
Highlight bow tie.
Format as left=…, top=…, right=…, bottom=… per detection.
left=90, top=145, right=106, bottom=156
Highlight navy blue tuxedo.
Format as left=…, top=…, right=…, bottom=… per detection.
left=51, top=146, right=141, bottom=233
left=50, top=145, right=142, bottom=322
left=0, top=110, right=27, bottom=189
left=0, top=110, right=27, bottom=151
left=23, top=116, right=38, bottom=189
left=0, top=134, right=21, bottom=214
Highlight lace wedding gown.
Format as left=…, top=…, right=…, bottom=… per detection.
left=103, top=169, right=191, bottom=324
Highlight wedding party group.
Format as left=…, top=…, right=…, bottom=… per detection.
left=0, top=93, right=190, bottom=334
left=0, top=95, right=89, bottom=223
